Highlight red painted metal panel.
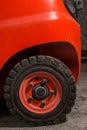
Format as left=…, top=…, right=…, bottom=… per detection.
left=0, top=0, right=81, bottom=80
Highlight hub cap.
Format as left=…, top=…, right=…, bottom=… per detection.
left=19, top=71, right=62, bottom=114
left=32, top=84, right=49, bottom=100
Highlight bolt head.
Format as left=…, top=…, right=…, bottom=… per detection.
left=50, top=90, right=55, bottom=95
left=40, top=101, right=46, bottom=108
left=29, top=82, right=34, bottom=87
left=42, top=79, right=48, bottom=84
left=27, top=96, right=33, bottom=103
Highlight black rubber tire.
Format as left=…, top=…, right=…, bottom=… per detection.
left=4, top=55, right=76, bottom=126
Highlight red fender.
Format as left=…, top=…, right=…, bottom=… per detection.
left=0, top=0, right=81, bottom=81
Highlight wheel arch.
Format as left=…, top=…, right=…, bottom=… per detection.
left=39, top=42, right=80, bottom=82
left=0, top=41, right=80, bottom=99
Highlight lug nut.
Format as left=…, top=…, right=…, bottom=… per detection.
left=27, top=96, right=33, bottom=103
left=50, top=90, right=55, bottom=95
left=42, top=79, right=48, bottom=84
left=29, top=82, right=34, bottom=87
left=40, top=101, right=46, bottom=108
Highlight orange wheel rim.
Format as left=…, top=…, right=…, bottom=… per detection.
left=19, top=71, right=62, bottom=114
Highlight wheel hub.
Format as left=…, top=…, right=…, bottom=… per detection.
left=19, top=71, right=62, bottom=114
left=32, top=84, right=49, bottom=100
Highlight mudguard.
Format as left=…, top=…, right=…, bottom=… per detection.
left=0, top=0, right=81, bottom=81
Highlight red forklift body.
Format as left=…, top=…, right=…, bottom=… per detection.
left=0, top=0, right=81, bottom=124
left=0, top=0, right=81, bottom=79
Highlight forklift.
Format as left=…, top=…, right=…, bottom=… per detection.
left=0, top=0, right=86, bottom=126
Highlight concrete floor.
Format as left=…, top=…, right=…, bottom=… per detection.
left=0, top=61, right=87, bottom=130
